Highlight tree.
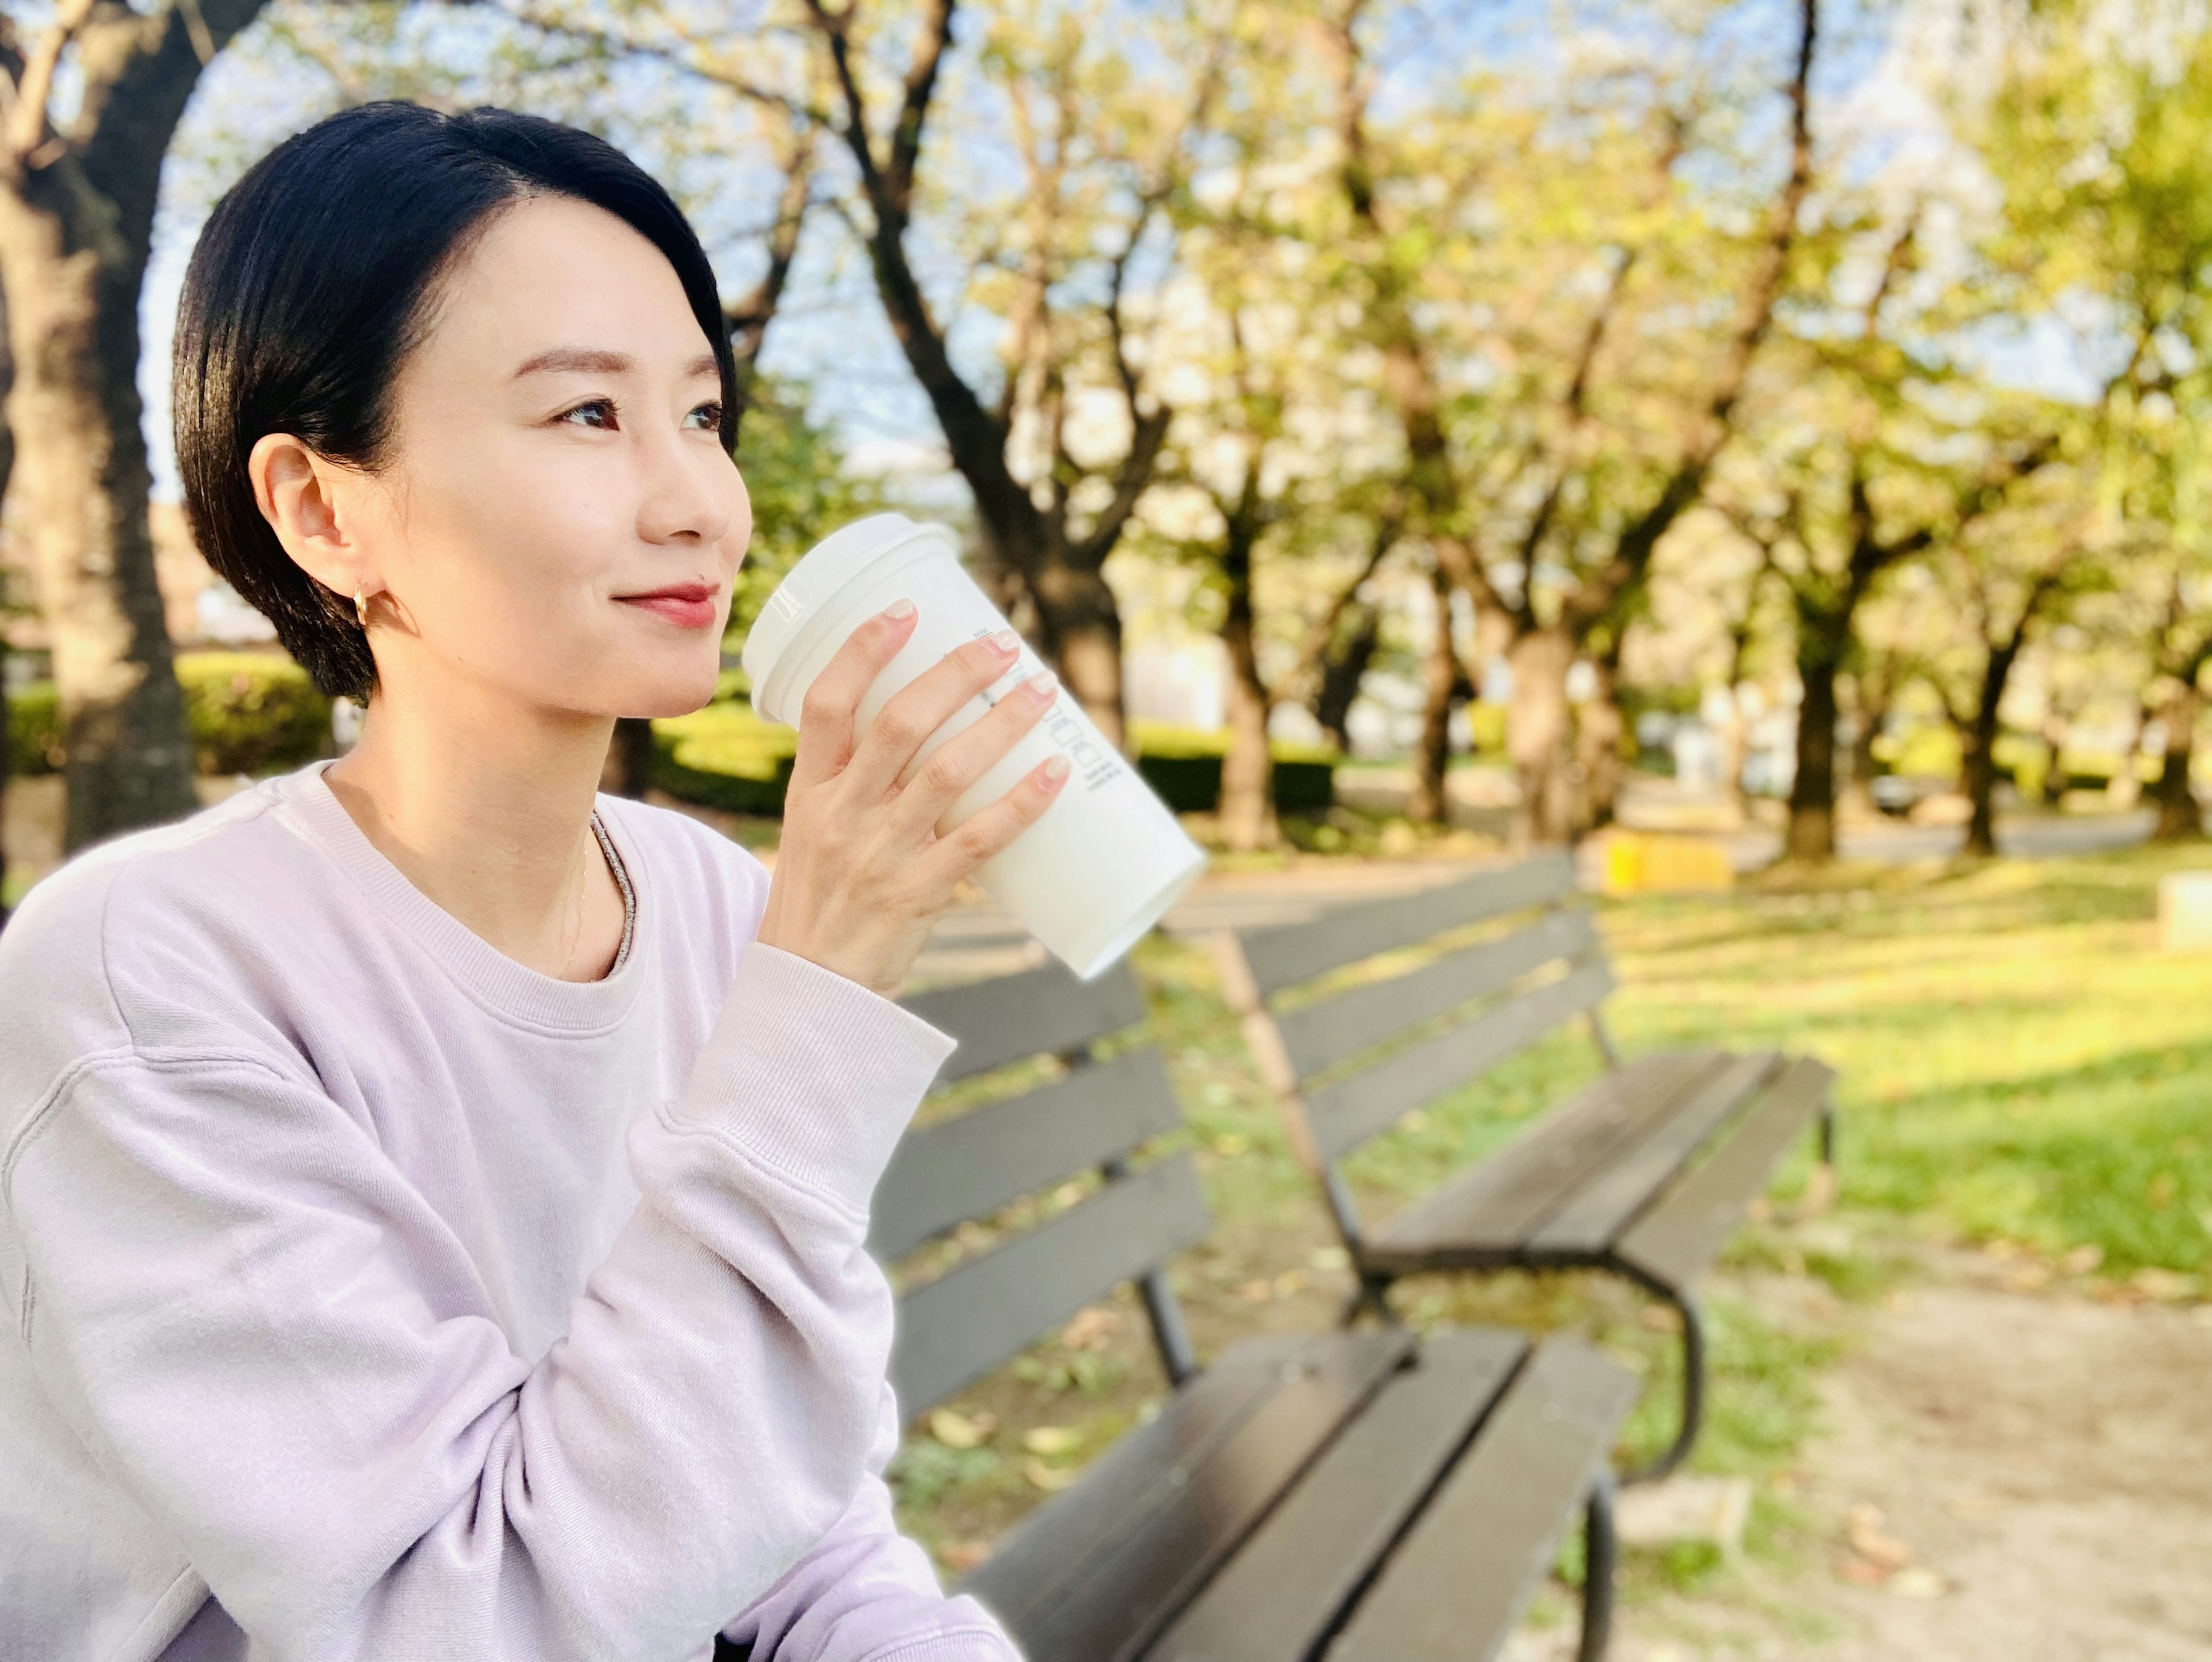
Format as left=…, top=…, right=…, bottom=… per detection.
left=1313, top=0, right=1819, bottom=843
left=0, top=0, right=270, bottom=850
left=1971, top=0, right=2212, bottom=841
left=794, top=0, right=1222, bottom=747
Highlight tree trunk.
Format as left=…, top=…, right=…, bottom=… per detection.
left=1313, top=605, right=1378, bottom=754
left=1031, top=555, right=1125, bottom=753
left=1960, top=658, right=2011, bottom=859
left=1506, top=627, right=1575, bottom=846
left=2150, top=679, right=2203, bottom=843
left=1407, top=565, right=1456, bottom=825
left=1574, top=660, right=1626, bottom=833
left=603, top=717, right=658, bottom=798
left=0, top=0, right=272, bottom=853
left=0, top=198, right=195, bottom=851
left=1217, top=531, right=1275, bottom=851
left=1786, top=599, right=1850, bottom=863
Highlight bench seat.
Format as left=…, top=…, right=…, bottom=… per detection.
left=1217, top=854, right=1839, bottom=1484
left=1358, top=1050, right=1794, bottom=1274
left=963, top=1329, right=1634, bottom=1662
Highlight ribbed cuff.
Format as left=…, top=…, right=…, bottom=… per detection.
left=670, top=942, right=958, bottom=1217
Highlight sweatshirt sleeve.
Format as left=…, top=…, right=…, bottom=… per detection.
left=5, top=941, right=955, bottom=1662
left=721, top=1387, right=1021, bottom=1662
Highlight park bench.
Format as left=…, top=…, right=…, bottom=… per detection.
left=847, top=957, right=1637, bottom=1662
left=1213, top=850, right=1838, bottom=1484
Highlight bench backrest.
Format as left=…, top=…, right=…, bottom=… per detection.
left=881, top=959, right=1206, bottom=1417
left=1223, top=851, right=1613, bottom=1191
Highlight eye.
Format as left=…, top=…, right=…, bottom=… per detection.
left=684, top=400, right=724, bottom=432
left=557, top=397, right=619, bottom=431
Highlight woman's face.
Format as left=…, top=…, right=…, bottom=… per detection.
left=350, top=192, right=749, bottom=720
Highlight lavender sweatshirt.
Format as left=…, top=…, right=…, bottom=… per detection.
left=0, top=762, right=1020, bottom=1662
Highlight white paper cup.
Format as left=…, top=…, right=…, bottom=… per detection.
left=741, top=513, right=1208, bottom=979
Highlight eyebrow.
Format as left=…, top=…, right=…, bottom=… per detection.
left=514, top=347, right=722, bottom=380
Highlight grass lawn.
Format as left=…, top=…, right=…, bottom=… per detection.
left=885, top=839, right=2212, bottom=1612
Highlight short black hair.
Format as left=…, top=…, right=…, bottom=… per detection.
left=173, top=102, right=738, bottom=701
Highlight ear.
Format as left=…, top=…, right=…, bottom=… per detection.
left=247, top=432, right=376, bottom=599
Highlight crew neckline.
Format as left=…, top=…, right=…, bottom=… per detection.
left=282, top=760, right=650, bottom=1035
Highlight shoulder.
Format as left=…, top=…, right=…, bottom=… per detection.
left=0, top=777, right=330, bottom=1106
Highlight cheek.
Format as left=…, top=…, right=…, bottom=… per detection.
left=397, top=441, right=623, bottom=619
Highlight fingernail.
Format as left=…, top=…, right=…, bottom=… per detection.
left=986, top=628, right=1020, bottom=657
left=1018, top=669, right=1058, bottom=704
left=1041, top=755, right=1072, bottom=785
left=882, top=599, right=916, bottom=621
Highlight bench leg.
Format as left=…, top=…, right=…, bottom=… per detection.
left=1577, top=1470, right=1618, bottom=1662
left=1622, top=1286, right=1705, bottom=1486
left=1340, top=1274, right=1400, bottom=1329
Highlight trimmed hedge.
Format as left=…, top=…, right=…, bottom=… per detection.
left=7, top=653, right=332, bottom=778
left=649, top=702, right=797, bottom=815
left=644, top=709, right=1341, bottom=819
left=1126, top=721, right=1339, bottom=815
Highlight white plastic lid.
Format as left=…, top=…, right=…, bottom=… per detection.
left=739, top=513, right=962, bottom=718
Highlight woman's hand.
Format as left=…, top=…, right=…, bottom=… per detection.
left=756, top=601, right=1069, bottom=996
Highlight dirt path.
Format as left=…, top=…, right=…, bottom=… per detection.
left=1588, top=1266, right=2212, bottom=1662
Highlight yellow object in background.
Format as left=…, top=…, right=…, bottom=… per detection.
left=1600, top=831, right=1735, bottom=897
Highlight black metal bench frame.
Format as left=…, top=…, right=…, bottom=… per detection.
left=850, top=957, right=1638, bottom=1662
left=1214, top=851, right=1838, bottom=1484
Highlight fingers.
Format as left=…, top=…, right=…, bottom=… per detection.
left=890, top=668, right=1060, bottom=832
left=839, top=629, right=1025, bottom=802
left=789, top=601, right=920, bottom=787
left=922, top=756, right=1072, bottom=884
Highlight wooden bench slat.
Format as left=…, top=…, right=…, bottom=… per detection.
left=902, top=959, right=1148, bottom=1083
left=1305, top=960, right=1616, bottom=1163
left=1277, top=910, right=1599, bottom=1081
left=967, top=1331, right=1415, bottom=1662
left=1359, top=1052, right=1726, bottom=1268
left=1615, top=1057, right=1838, bottom=1290
left=871, top=1050, right=1184, bottom=1261
left=1239, top=853, right=1578, bottom=999
left=891, top=1154, right=1210, bottom=1416
left=961, top=1336, right=1317, bottom=1634
left=1142, top=1328, right=1530, bottom=1662
left=1527, top=1051, right=1783, bottom=1256
left=1324, top=1337, right=1638, bottom=1662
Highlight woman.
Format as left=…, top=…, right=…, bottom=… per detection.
left=0, top=104, right=1067, bottom=1661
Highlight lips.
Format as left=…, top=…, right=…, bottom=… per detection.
left=616, top=582, right=719, bottom=630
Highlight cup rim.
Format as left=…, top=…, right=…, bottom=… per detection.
left=740, top=514, right=963, bottom=724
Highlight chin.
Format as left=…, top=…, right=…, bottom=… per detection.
left=615, top=658, right=724, bottom=720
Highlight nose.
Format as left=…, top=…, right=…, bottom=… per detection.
left=635, top=415, right=738, bottom=551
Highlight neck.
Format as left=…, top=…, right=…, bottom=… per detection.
left=324, top=671, right=626, bottom=981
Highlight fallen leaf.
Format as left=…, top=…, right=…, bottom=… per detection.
left=2132, top=1267, right=2195, bottom=1302
left=1059, top=1307, right=1120, bottom=1351
left=1836, top=1555, right=1891, bottom=1587
left=1024, top=1425, right=1082, bottom=1456
left=928, top=1409, right=996, bottom=1450
left=1273, top=1271, right=1308, bottom=1297
left=1309, top=1245, right=1352, bottom=1272
left=1890, top=1567, right=1947, bottom=1600
left=1025, top=1457, right=1080, bottom=1493
left=1845, top=1502, right=1913, bottom=1570
left=2005, top=1262, right=2052, bottom=1293
left=939, top=1540, right=992, bottom=1574
left=2059, top=1244, right=2104, bottom=1276
left=1236, top=1278, right=1275, bottom=1303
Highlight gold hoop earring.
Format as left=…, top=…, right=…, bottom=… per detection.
left=354, top=586, right=372, bottom=630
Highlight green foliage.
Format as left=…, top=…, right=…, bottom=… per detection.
left=649, top=701, right=796, bottom=815
left=179, top=654, right=333, bottom=776
left=726, top=382, right=883, bottom=691
left=12, top=657, right=332, bottom=778
left=8, top=682, right=62, bottom=776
